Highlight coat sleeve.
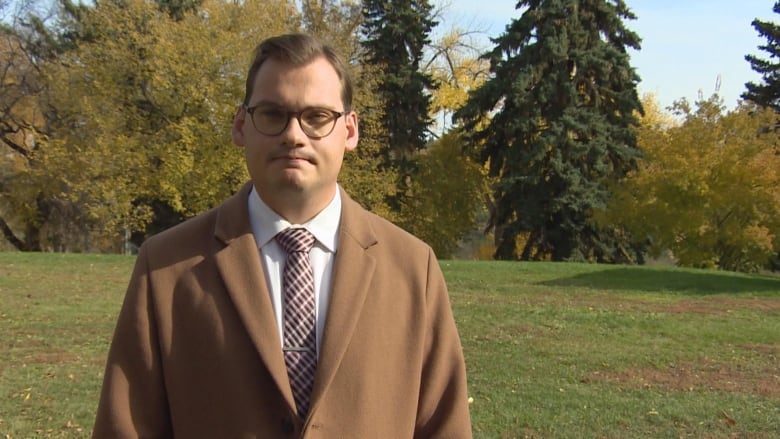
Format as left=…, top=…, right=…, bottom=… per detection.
left=92, top=245, right=173, bottom=438
left=414, top=248, right=473, bottom=438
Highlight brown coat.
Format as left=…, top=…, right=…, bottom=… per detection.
left=92, top=183, right=472, bottom=438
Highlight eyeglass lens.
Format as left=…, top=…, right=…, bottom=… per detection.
left=251, top=107, right=342, bottom=137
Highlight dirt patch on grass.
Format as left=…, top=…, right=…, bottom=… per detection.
left=24, top=351, right=82, bottom=365
left=2, top=344, right=82, bottom=366
left=588, top=347, right=780, bottom=398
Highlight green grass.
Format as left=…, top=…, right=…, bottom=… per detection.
left=1, top=254, right=779, bottom=438
left=0, top=253, right=133, bottom=437
left=446, top=261, right=780, bottom=438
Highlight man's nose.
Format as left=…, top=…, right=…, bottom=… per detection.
left=280, top=113, right=307, bottom=145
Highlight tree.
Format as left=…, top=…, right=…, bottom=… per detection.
left=51, top=0, right=303, bottom=249
left=456, top=0, right=643, bottom=262
left=0, top=30, right=38, bottom=250
left=743, top=1, right=780, bottom=111
left=0, top=0, right=300, bottom=252
left=300, top=0, right=362, bottom=50
left=2, top=0, right=412, bottom=252
left=425, top=28, right=490, bottom=134
left=0, top=0, right=88, bottom=251
left=398, top=131, right=488, bottom=258
left=157, top=0, right=203, bottom=20
left=301, top=0, right=399, bottom=220
left=599, top=94, right=780, bottom=272
left=360, top=0, right=438, bottom=165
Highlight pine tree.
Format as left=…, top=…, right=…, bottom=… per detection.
left=456, top=0, right=644, bottom=261
left=359, top=0, right=437, bottom=165
left=743, top=1, right=780, bottom=111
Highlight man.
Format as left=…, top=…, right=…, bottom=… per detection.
left=92, top=33, right=471, bottom=438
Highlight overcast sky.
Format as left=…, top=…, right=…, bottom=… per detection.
left=438, top=0, right=777, bottom=110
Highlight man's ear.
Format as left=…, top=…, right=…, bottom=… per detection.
left=231, top=105, right=247, bottom=147
left=344, top=110, right=359, bottom=152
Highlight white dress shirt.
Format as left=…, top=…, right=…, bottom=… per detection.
left=247, top=186, right=341, bottom=355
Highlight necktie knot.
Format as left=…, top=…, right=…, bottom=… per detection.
left=276, top=228, right=315, bottom=254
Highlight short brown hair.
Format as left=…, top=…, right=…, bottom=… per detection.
left=243, top=33, right=353, bottom=110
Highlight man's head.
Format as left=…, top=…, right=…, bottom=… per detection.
left=242, top=34, right=353, bottom=112
left=232, top=34, right=359, bottom=224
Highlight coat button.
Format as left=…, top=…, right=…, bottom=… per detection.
left=280, top=416, right=295, bottom=435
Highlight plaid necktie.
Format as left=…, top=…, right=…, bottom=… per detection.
left=276, top=228, right=317, bottom=419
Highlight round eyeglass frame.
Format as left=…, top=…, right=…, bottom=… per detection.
left=243, top=105, right=347, bottom=138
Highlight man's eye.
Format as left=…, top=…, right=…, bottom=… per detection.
left=303, top=110, right=332, bottom=124
left=257, top=109, right=286, bottom=121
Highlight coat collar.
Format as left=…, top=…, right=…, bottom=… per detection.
left=212, top=183, right=379, bottom=418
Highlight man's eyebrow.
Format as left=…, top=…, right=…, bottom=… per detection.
left=249, top=101, right=341, bottom=112
left=249, top=100, right=284, bottom=109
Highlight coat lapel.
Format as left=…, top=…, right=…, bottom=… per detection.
left=310, top=189, right=378, bottom=410
left=211, top=185, right=380, bottom=417
left=212, top=183, right=295, bottom=411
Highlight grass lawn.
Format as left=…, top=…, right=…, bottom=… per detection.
left=1, top=252, right=778, bottom=438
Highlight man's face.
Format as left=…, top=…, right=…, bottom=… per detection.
left=232, top=56, right=358, bottom=218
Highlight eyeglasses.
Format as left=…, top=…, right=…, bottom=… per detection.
left=244, top=105, right=347, bottom=138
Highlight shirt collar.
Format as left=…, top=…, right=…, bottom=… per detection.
left=247, top=186, right=341, bottom=252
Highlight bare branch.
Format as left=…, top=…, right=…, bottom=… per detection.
left=0, top=215, right=25, bottom=250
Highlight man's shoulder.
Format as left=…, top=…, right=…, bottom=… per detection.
left=364, top=208, right=419, bottom=240
left=138, top=185, right=250, bottom=259
left=144, top=205, right=220, bottom=249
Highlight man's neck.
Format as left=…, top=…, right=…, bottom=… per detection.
left=256, top=185, right=337, bottom=225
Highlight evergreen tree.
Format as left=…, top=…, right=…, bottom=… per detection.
left=301, top=0, right=400, bottom=221
left=456, top=0, right=643, bottom=262
left=743, top=1, right=780, bottom=111
left=359, top=0, right=437, bottom=165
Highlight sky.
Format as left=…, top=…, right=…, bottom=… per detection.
left=438, top=0, right=777, bottom=111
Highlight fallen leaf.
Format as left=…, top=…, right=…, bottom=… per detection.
left=720, top=409, right=737, bottom=426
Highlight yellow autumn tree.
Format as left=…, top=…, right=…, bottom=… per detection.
left=426, top=28, right=490, bottom=133
left=35, top=0, right=297, bottom=250
left=599, top=94, right=780, bottom=272
left=3, top=0, right=448, bottom=252
left=0, top=24, right=62, bottom=251
left=398, top=130, right=488, bottom=258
